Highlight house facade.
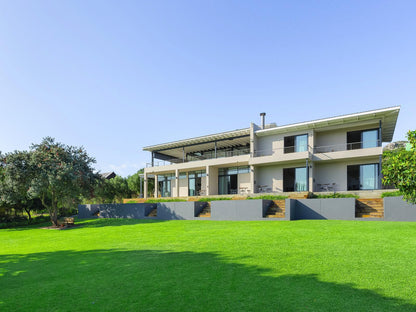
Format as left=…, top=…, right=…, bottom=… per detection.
left=143, top=107, right=400, bottom=198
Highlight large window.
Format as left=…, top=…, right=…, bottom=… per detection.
left=158, top=174, right=174, bottom=197
left=347, top=164, right=379, bottom=190
left=218, top=166, right=249, bottom=195
left=347, top=129, right=379, bottom=150
left=283, top=167, right=308, bottom=192
left=188, top=170, right=206, bottom=196
left=284, top=134, right=308, bottom=153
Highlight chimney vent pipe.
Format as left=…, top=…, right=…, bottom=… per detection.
left=260, top=112, right=266, bottom=129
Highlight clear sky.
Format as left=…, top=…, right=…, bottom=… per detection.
left=1, top=1, right=415, bottom=177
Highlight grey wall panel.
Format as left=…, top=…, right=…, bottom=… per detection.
left=286, top=199, right=296, bottom=220
left=294, top=199, right=355, bottom=220
left=78, top=203, right=156, bottom=219
left=78, top=204, right=99, bottom=219
left=211, top=199, right=265, bottom=221
left=384, top=197, right=416, bottom=221
left=157, top=202, right=196, bottom=220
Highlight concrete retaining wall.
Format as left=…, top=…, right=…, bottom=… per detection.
left=211, top=199, right=269, bottom=221
left=78, top=197, right=416, bottom=222
left=290, top=198, right=355, bottom=220
left=384, top=197, right=416, bottom=221
left=157, top=202, right=207, bottom=220
left=78, top=203, right=156, bottom=219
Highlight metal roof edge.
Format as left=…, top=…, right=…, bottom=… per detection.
left=255, top=106, right=401, bottom=136
left=143, top=127, right=250, bottom=151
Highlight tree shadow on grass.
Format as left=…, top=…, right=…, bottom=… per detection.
left=76, top=218, right=169, bottom=228
left=0, top=249, right=414, bottom=312
left=1, top=218, right=168, bottom=231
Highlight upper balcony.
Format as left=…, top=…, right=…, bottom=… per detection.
left=250, top=145, right=311, bottom=165
left=312, top=140, right=382, bottom=161
left=143, top=128, right=251, bottom=170
left=146, top=147, right=251, bottom=168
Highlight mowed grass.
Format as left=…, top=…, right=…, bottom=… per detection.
left=1, top=219, right=416, bottom=311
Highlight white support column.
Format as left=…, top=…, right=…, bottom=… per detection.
left=154, top=175, right=158, bottom=198
left=206, top=165, right=210, bottom=196
left=175, top=169, right=179, bottom=198
left=250, top=165, right=255, bottom=194
left=144, top=172, right=148, bottom=199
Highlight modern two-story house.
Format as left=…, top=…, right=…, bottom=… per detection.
left=142, top=106, right=400, bottom=198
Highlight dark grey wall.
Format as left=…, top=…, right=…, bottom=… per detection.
left=211, top=199, right=267, bottom=221
left=286, top=199, right=296, bottom=220
left=384, top=197, right=416, bottom=221
left=293, top=198, right=355, bottom=220
left=78, top=204, right=99, bottom=219
left=78, top=203, right=156, bottom=219
left=78, top=198, right=416, bottom=222
left=156, top=202, right=207, bottom=220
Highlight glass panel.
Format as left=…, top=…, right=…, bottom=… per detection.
left=179, top=173, right=187, bottom=179
left=360, top=164, right=378, bottom=190
left=362, top=130, right=378, bottom=148
left=218, top=176, right=229, bottom=195
left=295, top=135, right=308, bottom=152
left=188, top=177, right=196, bottom=196
left=228, top=167, right=238, bottom=175
left=295, top=167, right=307, bottom=191
left=238, top=166, right=250, bottom=174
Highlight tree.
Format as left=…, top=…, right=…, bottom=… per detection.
left=127, top=172, right=141, bottom=197
left=0, top=151, right=37, bottom=223
left=382, top=130, right=416, bottom=203
left=94, top=176, right=131, bottom=203
left=29, top=137, right=99, bottom=226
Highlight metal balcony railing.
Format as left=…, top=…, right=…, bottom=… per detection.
left=253, top=145, right=312, bottom=157
left=313, top=140, right=381, bottom=153
left=146, top=148, right=250, bottom=168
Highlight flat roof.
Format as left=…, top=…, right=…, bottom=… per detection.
left=143, top=106, right=400, bottom=155
left=256, top=106, right=400, bottom=141
left=143, top=128, right=250, bottom=153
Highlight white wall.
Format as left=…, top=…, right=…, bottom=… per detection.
left=208, top=167, right=218, bottom=195
left=314, top=124, right=379, bottom=150
left=256, top=130, right=313, bottom=156
left=178, top=176, right=188, bottom=197
left=313, top=157, right=380, bottom=191
left=238, top=173, right=251, bottom=193
left=256, top=165, right=283, bottom=192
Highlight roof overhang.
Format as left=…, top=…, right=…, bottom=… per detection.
left=255, top=106, right=400, bottom=142
left=143, top=128, right=250, bottom=160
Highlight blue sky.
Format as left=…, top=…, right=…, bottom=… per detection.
left=1, top=1, right=415, bottom=176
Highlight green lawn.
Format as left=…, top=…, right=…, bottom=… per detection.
left=1, top=219, right=416, bottom=311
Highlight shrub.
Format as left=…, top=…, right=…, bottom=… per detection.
left=381, top=191, right=403, bottom=198
left=309, top=193, right=359, bottom=199
left=144, top=198, right=187, bottom=203
left=247, top=195, right=288, bottom=200
left=197, top=197, right=232, bottom=202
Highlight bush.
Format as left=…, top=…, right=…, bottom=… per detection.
left=309, top=193, right=359, bottom=199
left=247, top=195, right=288, bottom=200
left=144, top=198, right=187, bottom=203
left=381, top=191, right=403, bottom=198
left=197, top=197, right=232, bottom=202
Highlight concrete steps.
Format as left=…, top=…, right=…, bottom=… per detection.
left=198, top=204, right=211, bottom=218
left=265, top=200, right=285, bottom=218
left=147, top=208, right=157, bottom=217
left=355, top=199, right=384, bottom=218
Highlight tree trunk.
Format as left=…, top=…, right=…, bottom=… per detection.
left=23, top=206, right=32, bottom=224
left=50, top=202, right=59, bottom=227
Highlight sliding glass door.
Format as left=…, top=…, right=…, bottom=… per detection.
left=347, top=164, right=379, bottom=190
left=283, top=167, right=307, bottom=192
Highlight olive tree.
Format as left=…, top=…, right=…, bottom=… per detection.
left=0, top=151, right=36, bottom=222
left=29, top=137, right=99, bottom=226
left=382, top=130, right=416, bottom=204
